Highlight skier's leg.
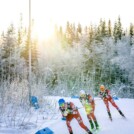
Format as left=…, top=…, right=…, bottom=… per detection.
left=109, top=98, right=119, bottom=109
left=74, top=113, right=92, bottom=134
left=90, top=113, right=99, bottom=129
left=94, top=120, right=99, bottom=129
left=104, top=99, right=110, bottom=111
left=104, top=100, right=112, bottom=120
left=109, top=98, right=125, bottom=118
left=87, top=114, right=94, bottom=130
left=107, top=111, right=112, bottom=121
left=66, top=115, right=73, bottom=134
left=118, top=110, right=126, bottom=118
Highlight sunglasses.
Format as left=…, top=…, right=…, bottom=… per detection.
left=59, top=103, right=65, bottom=107
left=80, top=94, right=86, bottom=98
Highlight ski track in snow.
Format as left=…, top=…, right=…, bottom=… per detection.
left=50, top=98, right=134, bottom=134
left=0, top=97, right=134, bottom=134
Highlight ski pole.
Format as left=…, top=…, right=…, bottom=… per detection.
left=77, top=107, right=84, bottom=109
left=94, top=98, right=102, bottom=101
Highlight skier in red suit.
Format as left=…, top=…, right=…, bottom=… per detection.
left=58, top=98, right=92, bottom=134
left=99, top=85, right=125, bottom=121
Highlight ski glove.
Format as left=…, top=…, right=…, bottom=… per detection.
left=63, top=110, right=69, bottom=116
left=63, top=109, right=78, bottom=116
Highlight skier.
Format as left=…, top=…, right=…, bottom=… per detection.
left=58, top=98, right=92, bottom=134
left=99, top=85, right=125, bottom=121
left=79, top=90, right=99, bottom=131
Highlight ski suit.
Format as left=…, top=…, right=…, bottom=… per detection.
left=99, top=89, right=119, bottom=112
left=79, top=94, right=99, bottom=129
left=59, top=102, right=92, bottom=134
left=99, top=86, right=125, bottom=120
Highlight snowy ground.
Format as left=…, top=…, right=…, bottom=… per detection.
left=0, top=96, right=134, bottom=134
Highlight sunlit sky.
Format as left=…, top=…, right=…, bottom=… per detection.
left=0, top=0, right=134, bottom=38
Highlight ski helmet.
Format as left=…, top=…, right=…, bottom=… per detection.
left=100, top=85, right=105, bottom=91
left=58, top=98, right=65, bottom=105
left=79, top=90, right=86, bottom=97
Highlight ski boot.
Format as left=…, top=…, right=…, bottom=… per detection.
left=94, top=120, right=99, bottom=130
left=118, top=110, right=126, bottom=118
left=87, top=130, right=93, bottom=134
left=108, top=111, right=112, bottom=121
left=89, top=120, right=94, bottom=131
left=70, top=131, right=73, bottom=134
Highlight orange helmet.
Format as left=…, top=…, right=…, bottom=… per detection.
left=100, top=85, right=105, bottom=92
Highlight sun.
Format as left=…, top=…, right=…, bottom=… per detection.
left=32, top=20, right=54, bottom=41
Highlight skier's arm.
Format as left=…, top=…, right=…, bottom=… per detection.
left=79, top=97, right=85, bottom=106
left=68, top=102, right=78, bottom=114
left=88, top=95, right=95, bottom=110
left=98, top=91, right=103, bottom=99
left=88, top=95, right=94, bottom=103
left=107, top=89, right=111, bottom=95
left=59, top=107, right=68, bottom=117
left=70, top=102, right=78, bottom=110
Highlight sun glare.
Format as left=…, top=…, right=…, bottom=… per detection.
left=32, top=20, right=54, bottom=41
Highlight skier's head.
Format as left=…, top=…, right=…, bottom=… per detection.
left=79, top=90, right=86, bottom=98
left=100, top=85, right=105, bottom=92
left=58, top=98, right=65, bottom=107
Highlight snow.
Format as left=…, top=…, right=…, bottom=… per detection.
left=0, top=97, right=134, bottom=134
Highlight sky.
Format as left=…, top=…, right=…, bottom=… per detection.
left=0, top=96, right=134, bottom=134
left=0, top=0, right=134, bottom=38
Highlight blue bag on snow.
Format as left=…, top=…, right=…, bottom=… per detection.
left=31, top=96, right=40, bottom=109
left=35, top=127, right=54, bottom=134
